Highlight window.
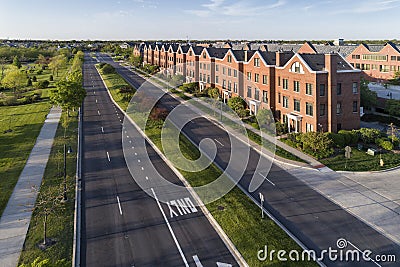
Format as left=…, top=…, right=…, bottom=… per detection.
left=355, top=63, right=360, bottom=69
left=337, top=123, right=342, bottom=131
left=262, top=91, right=268, bottom=103
left=254, top=58, right=260, bottom=67
left=222, top=79, right=226, bottom=89
left=207, top=64, right=210, bottom=70
left=216, top=64, right=219, bottom=72
left=247, top=87, right=252, bottom=98
left=352, top=82, right=358, bottom=94
left=390, top=65, right=396, bottom=72
left=320, top=104, right=325, bottom=116
left=306, top=83, right=313, bottom=95
left=234, top=70, right=238, bottom=77
left=352, top=55, right=361, bottom=60
left=337, top=83, right=342, bottom=95
left=222, top=67, right=226, bottom=75
left=247, top=72, right=252, bottom=81
left=203, top=53, right=206, bottom=59
left=306, top=123, right=314, bottom=133
left=216, top=76, right=219, bottom=84
left=227, top=55, right=232, bottom=63
left=207, top=75, right=210, bottom=83
left=283, top=96, right=289, bottom=108
left=398, top=56, right=400, bottom=61
left=228, top=68, right=232, bottom=76
left=234, top=82, right=238, bottom=93
left=336, top=102, right=342, bottom=115
left=278, top=77, right=281, bottom=87
left=263, top=75, right=268, bottom=85
left=320, top=84, right=326, bottom=96
left=306, top=103, right=313, bottom=116
left=291, top=62, right=303, bottom=73
left=353, top=101, right=358, bottom=113
left=283, top=79, right=289, bottom=90
left=294, top=81, right=300, bottom=92
left=278, top=93, right=281, bottom=104
left=294, top=99, right=301, bottom=112
left=372, top=64, right=378, bottom=70
left=380, top=65, right=389, bottom=72
left=362, top=54, right=387, bottom=61
left=228, top=81, right=232, bottom=91
left=255, top=89, right=260, bottom=101
left=254, top=73, right=260, bottom=83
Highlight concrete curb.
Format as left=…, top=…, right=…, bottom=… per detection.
left=72, top=107, right=82, bottom=267
left=97, top=66, right=248, bottom=267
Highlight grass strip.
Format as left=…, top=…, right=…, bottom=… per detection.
left=18, top=111, right=78, bottom=266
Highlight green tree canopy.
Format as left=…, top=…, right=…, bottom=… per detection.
left=13, top=55, right=22, bottom=69
left=385, top=99, right=400, bottom=117
left=360, top=78, right=377, bottom=110
left=49, top=55, right=67, bottom=77
left=50, top=80, right=86, bottom=114
left=1, top=68, right=27, bottom=95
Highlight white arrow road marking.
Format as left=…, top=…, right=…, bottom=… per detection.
left=193, top=255, right=203, bottom=267
left=116, top=196, right=123, bottom=215
left=151, top=188, right=189, bottom=267
left=258, top=172, right=276, bottom=186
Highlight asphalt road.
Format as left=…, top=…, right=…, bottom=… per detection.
left=81, top=54, right=238, bottom=267
left=97, top=54, right=400, bottom=267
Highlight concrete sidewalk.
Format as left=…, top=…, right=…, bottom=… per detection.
left=0, top=106, right=61, bottom=267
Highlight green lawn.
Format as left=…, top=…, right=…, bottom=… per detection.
left=96, top=65, right=134, bottom=110
left=321, top=148, right=400, bottom=172
left=18, top=111, right=78, bottom=266
left=0, top=102, right=51, bottom=216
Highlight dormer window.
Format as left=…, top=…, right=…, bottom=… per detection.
left=290, top=62, right=304, bottom=74
left=227, top=55, right=232, bottom=63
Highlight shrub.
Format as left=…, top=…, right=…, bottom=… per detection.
left=327, top=132, right=346, bottom=148
left=37, top=69, right=43, bottom=75
left=3, top=96, right=18, bottom=106
left=359, top=128, right=382, bottom=144
left=32, top=76, right=37, bottom=82
left=49, top=75, right=53, bottom=81
left=27, top=78, right=33, bottom=87
left=99, top=62, right=107, bottom=68
left=378, top=139, right=394, bottom=151
left=36, top=80, right=50, bottom=89
left=275, top=121, right=288, bottom=136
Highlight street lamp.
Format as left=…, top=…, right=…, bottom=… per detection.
left=62, top=144, right=73, bottom=202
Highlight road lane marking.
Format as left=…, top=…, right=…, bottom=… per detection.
left=116, top=196, right=123, bottom=215
left=217, top=263, right=232, bottom=267
left=146, top=176, right=149, bottom=180
left=107, top=152, right=111, bottom=162
left=134, top=152, right=137, bottom=156
left=101, top=127, right=104, bottom=133
left=98, top=110, right=101, bottom=116
left=141, top=167, right=144, bottom=171
left=138, top=159, right=141, bottom=163
left=168, top=198, right=198, bottom=218
left=193, top=255, right=203, bottom=267
left=96, top=99, right=98, bottom=103
left=258, top=172, right=276, bottom=186
left=150, top=188, right=189, bottom=267
left=214, top=139, right=224, bottom=147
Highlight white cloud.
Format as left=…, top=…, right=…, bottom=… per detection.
left=186, top=0, right=285, bottom=17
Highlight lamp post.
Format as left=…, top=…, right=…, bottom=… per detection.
left=62, top=144, right=72, bottom=202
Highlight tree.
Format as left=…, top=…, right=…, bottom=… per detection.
left=227, top=96, right=246, bottom=115
left=207, top=87, right=220, bottom=100
left=1, top=68, right=27, bottom=95
left=37, top=54, right=48, bottom=68
left=49, top=55, right=67, bottom=77
left=256, top=108, right=274, bottom=133
left=0, top=57, right=7, bottom=79
left=50, top=80, right=86, bottom=116
left=385, top=99, right=400, bottom=117
left=129, top=54, right=142, bottom=68
left=360, top=78, right=377, bottom=110
left=12, top=55, right=22, bottom=69
left=300, top=132, right=333, bottom=153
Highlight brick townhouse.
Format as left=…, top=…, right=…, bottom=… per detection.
left=134, top=43, right=361, bottom=133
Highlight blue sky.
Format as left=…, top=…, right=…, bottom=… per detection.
left=0, top=0, right=399, bottom=40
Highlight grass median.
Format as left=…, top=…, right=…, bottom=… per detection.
left=18, top=111, right=78, bottom=266
left=98, top=69, right=317, bottom=266
left=0, top=102, right=51, bottom=216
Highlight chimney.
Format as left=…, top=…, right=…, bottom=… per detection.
left=325, top=53, right=338, bottom=132
left=244, top=51, right=248, bottom=62
left=275, top=51, right=284, bottom=67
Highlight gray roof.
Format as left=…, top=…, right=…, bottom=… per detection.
left=264, top=44, right=303, bottom=53
left=206, top=47, right=229, bottom=59
left=300, top=54, right=353, bottom=71
left=314, top=45, right=358, bottom=57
